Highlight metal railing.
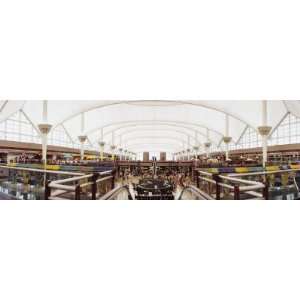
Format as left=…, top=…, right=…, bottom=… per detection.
left=195, top=169, right=266, bottom=200
left=0, top=164, right=86, bottom=200
left=0, top=164, right=116, bottom=200
left=226, top=168, right=300, bottom=200
left=46, top=170, right=115, bottom=200
left=0, top=163, right=84, bottom=176
left=178, top=185, right=214, bottom=200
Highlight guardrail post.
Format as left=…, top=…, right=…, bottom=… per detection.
left=91, top=173, right=98, bottom=200
left=111, top=170, right=116, bottom=189
left=75, top=184, right=81, bottom=200
left=234, top=184, right=240, bottom=200
left=44, top=180, right=50, bottom=200
left=196, top=171, right=200, bottom=188
left=192, top=166, right=195, bottom=182
left=263, top=179, right=269, bottom=200
left=213, top=174, right=221, bottom=200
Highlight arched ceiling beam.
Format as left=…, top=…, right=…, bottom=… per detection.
left=120, top=138, right=185, bottom=148
left=85, top=119, right=224, bottom=140
left=101, top=122, right=215, bottom=143
left=53, top=100, right=254, bottom=130
left=115, top=128, right=197, bottom=145
left=113, top=128, right=219, bottom=150
left=121, top=135, right=195, bottom=150
left=0, top=101, right=8, bottom=113
left=123, top=142, right=183, bottom=152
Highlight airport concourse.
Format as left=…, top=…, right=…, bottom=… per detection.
left=0, top=100, right=300, bottom=200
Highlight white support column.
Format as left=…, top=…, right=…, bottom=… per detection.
left=43, top=100, right=47, bottom=122
left=42, top=100, right=48, bottom=162
left=38, top=100, right=52, bottom=167
left=100, top=128, right=103, bottom=141
left=78, top=112, right=87, bottom=161
left=78, top=136, right=87, bottom=160
left=258, top=100, right=272, bottom=167
left=110, top=131, right=116, bottom=161
left=262, top=100, right=267, bottom=166
left=186, top=135, right=191, bottom=160
left=119, top=148, right=123, bottom=160
left=223, top=114, right=232, bottom=161
left=18, top=110, right=21, bottom=142
left=205, top=128, right=211, bottom=158
left=193, top=146, right=199, bottom=159
left=262, top=135, right=268, bottom=166
left=225, top=114, right=229, bottom=160
left=110, top=145, right=116, bottom=161
left=262, top=100, right=267, bottom=126
left=98, top=128, right=105, bottom=161
left=181, top=140, right=185, bottom=160
left=98, top=141, right=105, bottom=161
left=118, top=135, right=123, bottom=160
left=194, top=131, right=199, bottom=159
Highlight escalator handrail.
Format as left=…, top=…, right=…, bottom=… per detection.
left=178, top=185, right=214, bottom=200
left=100, top=185, right=133, bottom=200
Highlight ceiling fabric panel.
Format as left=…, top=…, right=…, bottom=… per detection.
left=1, top=100, right=297, bottom=153
left=0, top=100, right=25, bottom=123
left=284, top=100, right=300, bottom=118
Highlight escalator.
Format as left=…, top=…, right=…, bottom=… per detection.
left=100, top=185, right=134, bottom=200
left=177, top=185, right=214, bottom=200
left=100, top=184, right=213, bottom=200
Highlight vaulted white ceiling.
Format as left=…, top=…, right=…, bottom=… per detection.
left=0, top=100, right=297, bottom=153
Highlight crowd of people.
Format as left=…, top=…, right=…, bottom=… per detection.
left=118, top=167, right=194, bottom=192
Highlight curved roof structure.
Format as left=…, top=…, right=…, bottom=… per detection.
left=0, top=100, right=298, bottom=154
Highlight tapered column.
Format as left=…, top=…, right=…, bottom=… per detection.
left=111, top=145, right=116, bottom=161
left=204, top=142, right=211, bottom=158
left=38, top=124, right=52, bottom=165
left=258, top=100, right=272, bottom=167
left=98, top=141, right=105, bottom=161
left=98, top=128, right=105, bottom=161
left=223, top=137, right=232, bottom=161
left=223, top=114, right=232, bottom=161
left=78, top=113, right=87, bottom=161
left=119, top=148, right=123, bottom=160
left=193, top=146, right=199, bottom=159
left=187, top=135, right=191, bottom=160
left=38, top=100, right=52, bottom=167
left=78, top=135, right=87, bottom=160
left=186, top=149, right=191, bottom=160
left=205, top=128, right=211, bottom=158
